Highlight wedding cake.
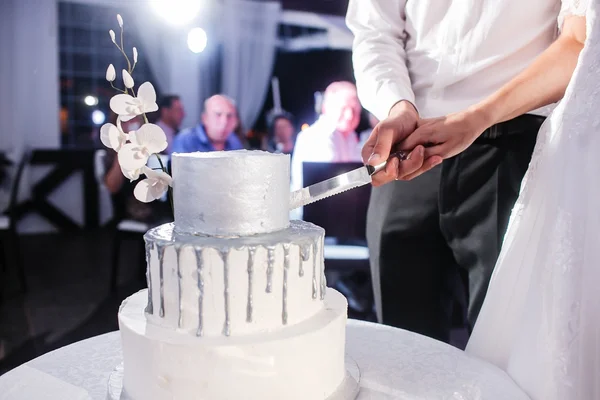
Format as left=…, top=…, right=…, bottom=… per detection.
left=116, top=150, right=349, bottom=400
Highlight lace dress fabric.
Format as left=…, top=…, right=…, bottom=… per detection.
left=466, top=1, right=599, bottom=399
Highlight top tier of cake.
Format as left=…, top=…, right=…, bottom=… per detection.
left=172, top=150, right=290, bottom=237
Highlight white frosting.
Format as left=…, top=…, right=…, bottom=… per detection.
left=143, top=221, right=326, bottom=337
left=172, top=150, right=291, bottom=236
left=118, top=150, right=348, bottom=400
left=119, top=288, right=347, bottom=400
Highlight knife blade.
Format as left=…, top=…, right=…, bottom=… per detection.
left=289, top=151, right=408, bottom=210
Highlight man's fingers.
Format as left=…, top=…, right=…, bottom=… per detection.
left=367, top=125, right=396, bottom=165
left=423, top=144, right=447, bottom=159
left=395, top=145, right=425, bottom=178
left=401, top=156, right=443, bottom=181
left=361, top=137, right=376, bottom=164
left=371, top=145, right=426, bottom=186
left=400, top=124, right=434, bottom=152
left=371, top=157, right=399, bottom=186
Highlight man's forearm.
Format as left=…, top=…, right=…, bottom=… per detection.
left=473, top=17, right=586, bottom=126
left=346, top=0, right=416, bottom=122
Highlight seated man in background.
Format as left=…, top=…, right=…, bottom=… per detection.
left=172, top=94, right=243, bottom=153
left=291, top=81, right=363, bottom=202
left=155, top=94, right=185, bottom=155
left=290, top=81, right=369, bottom=315
left=359, top=113, right=378, bottom=149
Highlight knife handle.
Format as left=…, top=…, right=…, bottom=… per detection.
left=365, top=151, right=409, bottom=176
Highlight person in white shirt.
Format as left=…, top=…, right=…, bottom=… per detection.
left=290, top=81, right=363, bottom=200
left=155, top=95, right=185, bottom=155
left=346, top=0, right=586, bottom=344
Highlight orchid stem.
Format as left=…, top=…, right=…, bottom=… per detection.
left=154, top=153, right=174, bottom=217
left=109, top=82, right=127, bottom=94
left=120, top=26, right=132, bottom=73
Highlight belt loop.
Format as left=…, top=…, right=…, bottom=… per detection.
left=489, top=123, right=498, bottom=139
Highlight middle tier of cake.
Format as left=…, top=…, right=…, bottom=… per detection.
left=144, top=220, right=326, bottom=337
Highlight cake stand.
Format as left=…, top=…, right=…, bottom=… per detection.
left=107, top=354, right=361, bottom=400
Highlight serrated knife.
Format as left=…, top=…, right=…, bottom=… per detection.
left=289, top=151, right=408, bottom=210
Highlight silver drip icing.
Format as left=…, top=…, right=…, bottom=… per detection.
left=282, top=243, right=290, bottom=325
left=220, top=250, right=231, bottom=336
left=144, top=220, right=326, bottom=337
left=157, top=244, right=166, bottom=317
left=299, top=243, right=310, bottom=277
left=320, top=235, right=327, bottom=300
left=312, top=240, right=318, bottom=299
left=194, top=247, right=204, bottom=337
left=144, top=241, right=154, bottom=315
left=266, top=246, right=275, bottom=293
left=175, top=244, right=183, bottom=328
left=247, top=247, right=256, bottom=323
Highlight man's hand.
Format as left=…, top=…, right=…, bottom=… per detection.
left=362, top=101, right=442, bottom=186
left=399, top=110, right=489, bottom=160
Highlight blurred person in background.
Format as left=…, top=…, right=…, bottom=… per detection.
left=290, top=81, right=363, bottom=195
left=265, top=109, right=296, bottom=155
left=172, top=94, right=243, bottom=153
left=155, top=94, right=185, bottom=154
left=359, top=112, right=379, bottom=148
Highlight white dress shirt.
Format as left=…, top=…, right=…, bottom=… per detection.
left=290, top=116, right=362, bottom=191
left=290, top=116, right=362, bottom=219
left=346, top=0, right=566, bottom=121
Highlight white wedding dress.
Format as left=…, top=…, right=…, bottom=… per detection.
left=465, top=1, right=599, bottom=399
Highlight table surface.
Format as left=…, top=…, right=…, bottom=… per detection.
left=0, top=320, right=530, bottom=400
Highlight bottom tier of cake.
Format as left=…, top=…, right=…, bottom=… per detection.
left=118, top=288, right=348, bottom=400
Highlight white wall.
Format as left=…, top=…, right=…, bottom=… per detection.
left=0, top=0, right=62, bottom=233
left=0, top=0, right=60, bottom=152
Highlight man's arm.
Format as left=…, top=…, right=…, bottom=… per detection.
left=346, top=0, right=416, bottom=121
left=473, top=15, right=587, bottom=126
left=399, top=15, right=588, bottom=162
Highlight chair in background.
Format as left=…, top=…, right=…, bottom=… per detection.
left=0, top=149, right=31, bottom=301
left=96, top=151, right=171, bottom=292
left=302, top=161, right=374, bottom=316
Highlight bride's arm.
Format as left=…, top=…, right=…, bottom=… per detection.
left=474, top=14, right=587, bottom=126
left=399, top=11, right=588, bottom=161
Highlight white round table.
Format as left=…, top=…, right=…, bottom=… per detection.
left=0, top=320, right=529, bottom=400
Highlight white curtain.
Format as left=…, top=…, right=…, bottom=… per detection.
left=131, top=5, right=224, bottom=129
left=221, top=0, right=281, bottom=130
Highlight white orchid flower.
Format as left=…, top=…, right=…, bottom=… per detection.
left=133, top=47, right=138, bottom=63
left=109, top=82, right=158, bottom=121
left=106, top=64, right=116, bottom=82
left=117, top=14, right=123, bottom=28
left=122, top=69, right=134, bottom=89
left=121, top=165, right=143, bottom=181
left=99, top=119, right=128, bottom=151
left=134, top=166, right=172, bottom=203
left=109, top=30, right=116, bottom=43
left=117, top=123, right=167, bottom=170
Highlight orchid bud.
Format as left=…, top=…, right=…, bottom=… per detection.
left=106, top=64, right=116, bottom=82
left=122, top=69, right=134, bottom=89
left=109, top=30, right=116, bottom=43
left=133, top=47, right=138, bottom=63
left=117, top=14, right=123, bottom=28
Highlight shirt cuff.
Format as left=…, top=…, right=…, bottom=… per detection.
left=368, top=81, right=418, bottom=121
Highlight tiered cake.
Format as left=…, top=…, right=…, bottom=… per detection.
left=117, top=150, right=349, bottom=400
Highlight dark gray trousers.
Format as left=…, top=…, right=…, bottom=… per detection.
left=366, top=114, right=544, bottom=343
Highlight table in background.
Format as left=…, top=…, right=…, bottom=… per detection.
left=0, top=320, right=530, bottom=400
